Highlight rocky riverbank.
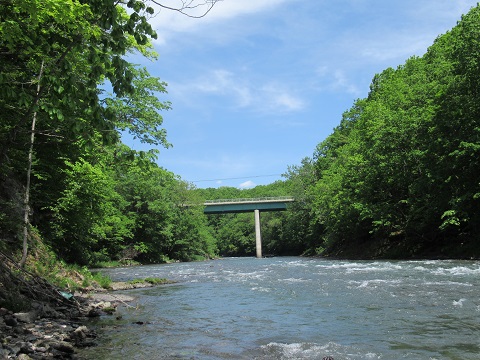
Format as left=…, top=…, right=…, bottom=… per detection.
left=0, top=284, right=146, bottom=360
left=0, top=294, right=115, bottom=359
left=0, top=249, right=173, bottom=360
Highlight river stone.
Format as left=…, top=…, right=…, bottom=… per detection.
left=49, top=340, right=75, bottom=354
left=16, top=354, right=32, bottom=360
left=19, top=342, right=34, bottom=354
left=87, top=308, right=101, bottom=317
left=91, top=301, right=105, bottom=308
left=4, top=315, right=17, bottom=327
left=0, top=308, right=9, bottom=316
left=7, top=344, right=20, bottom=356
left=71, top=326, right=87, bottom=342
left=14, top=311, right=37, bottom=323
left=0, top=348, right=9, bottom=358
left=103, top=301, right=112, bottom=308
left=38, top=303, right=62, bottom=319
left=14, top=326, right=27, bottom=335
left=33, top=346, right=48, bottom=353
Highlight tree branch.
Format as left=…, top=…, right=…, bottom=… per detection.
left=150, top=0, right=221, bottom=18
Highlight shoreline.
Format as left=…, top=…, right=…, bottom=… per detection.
left=0, top=281, right=161, bottom=359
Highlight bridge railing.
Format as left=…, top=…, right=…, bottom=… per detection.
left=204, top=196, right=294, bottom=204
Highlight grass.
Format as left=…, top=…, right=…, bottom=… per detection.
left=91, top=259, right=141, bottom=268
left=127, top=277, right=174, bottom=285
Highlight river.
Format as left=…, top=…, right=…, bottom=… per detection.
left=79, top=257, right=480, bottom=359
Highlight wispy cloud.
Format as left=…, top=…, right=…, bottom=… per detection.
left=148, top=0, right=292, bottom=44
left=261, top=84, right=305, bottom=112
left=192, top=69, right=252, bottom=107
left=172, top=69, right=305, bottom=114
left=315, top=66, right=360, bottom=96
left=239, top=180, right=256, bottom=189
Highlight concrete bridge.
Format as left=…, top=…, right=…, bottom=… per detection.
left=204, top=197, right=294, bottom=258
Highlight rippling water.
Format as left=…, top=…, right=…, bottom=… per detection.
left=79, top=257, right=480, bottom=359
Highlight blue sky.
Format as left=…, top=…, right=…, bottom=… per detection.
left=125, top=0, right=477, bottom=189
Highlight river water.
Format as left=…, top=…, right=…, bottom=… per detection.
left=79, top=257, right=480, bottom=359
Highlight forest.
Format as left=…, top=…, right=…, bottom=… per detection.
left=1, top=0, right=479, bottom=279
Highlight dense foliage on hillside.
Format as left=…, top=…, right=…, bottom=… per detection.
left=1, top=2, right=479, bottom=269
left=0, top=0, right=215, bottom=266
left=297, top=6, right=480, bottom=258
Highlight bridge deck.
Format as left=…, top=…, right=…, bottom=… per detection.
left=204, top=197, right=294, bottom=214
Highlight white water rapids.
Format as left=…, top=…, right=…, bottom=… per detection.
left=79, top=257, right=480, bottom=359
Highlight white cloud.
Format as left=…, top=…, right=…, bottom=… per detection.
left=239, top=180, right=256, bottom=189
left=172, top=69, right=305, bottom=114
left=261, top=84, right=305, bottom=112
left=315, top=66, right=360, bottom=96
left=194, top=69, right=253, bottom=107
left=331, top=70, right=359, bottom=95
left=148, top=0, right=292, bottom=44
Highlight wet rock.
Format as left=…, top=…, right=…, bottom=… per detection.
left=69, top=325, right=96, bottom=347
left=70, top=326, right=87, bottom=343
left=49, top=340, right=75, bottom=354
left=87, top=307, right=101, bottom=317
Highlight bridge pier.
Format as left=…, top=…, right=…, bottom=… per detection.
left=203, top=197, right=295, bottom=259
left=254, top=209, right=262, bottom=258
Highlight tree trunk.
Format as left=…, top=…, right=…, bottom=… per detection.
left=20, top=61, right=44, bottom=268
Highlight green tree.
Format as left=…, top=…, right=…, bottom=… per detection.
left=308, top=5, right=480, bottom=257
left=0, top=0, right=137, bottom=249
left=0, top=0, right=168, bottom=263
left=422, top=7, right=480, bottom=248
left=49, top=158, right=133, bottom=264
left=282, top=158, right=323, bottom=255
